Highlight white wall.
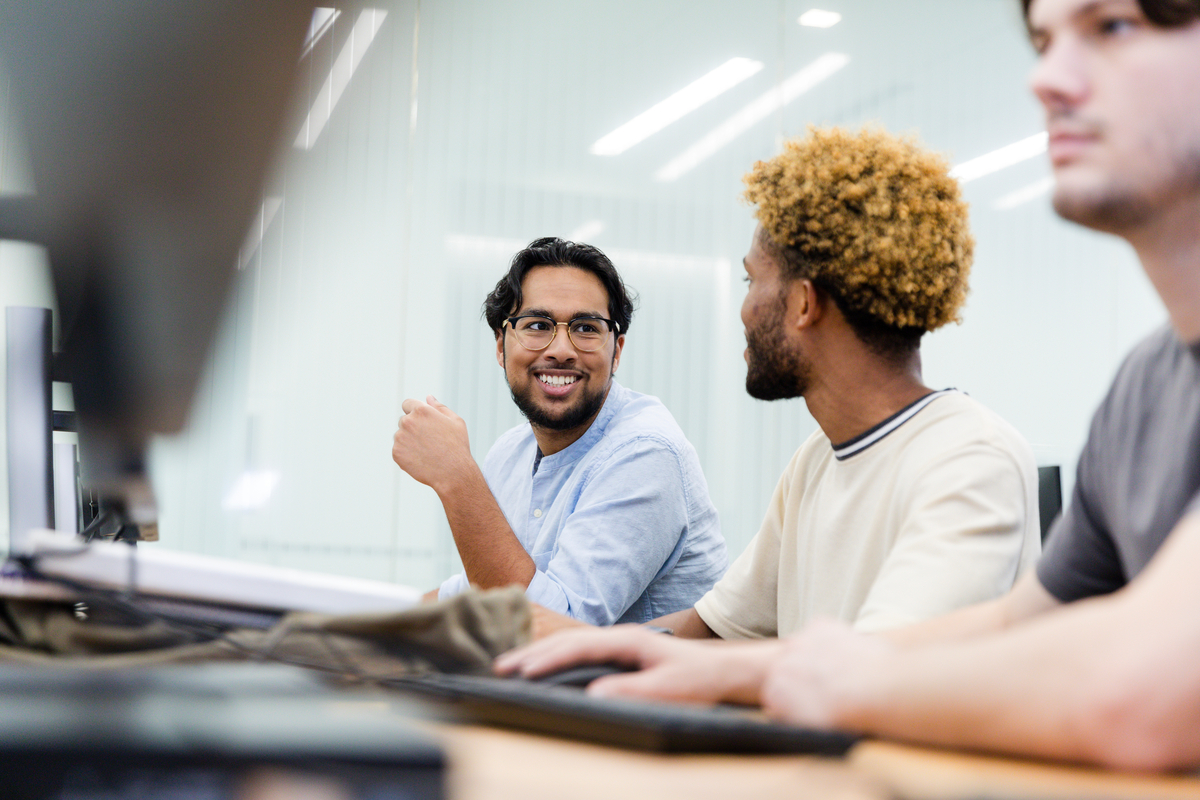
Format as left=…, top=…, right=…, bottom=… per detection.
left=1, top=0, right=1164, bottom=584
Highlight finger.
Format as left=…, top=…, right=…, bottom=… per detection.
left=428, top=395, right=460, bottom=419
left=401, top=398, right=424, bottom=415
left=495, top=627, right=650, bottom=677
left=587, top=668, right=697, bottom=703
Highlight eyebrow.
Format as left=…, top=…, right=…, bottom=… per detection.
left=516, top=307, right=608, bottom=320
left=1029, top=0, right=1129, bottom=40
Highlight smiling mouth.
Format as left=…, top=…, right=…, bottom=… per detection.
left=538, top=374, right=578, bottom=387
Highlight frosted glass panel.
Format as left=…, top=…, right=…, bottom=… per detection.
left=0, top=0, right=1151, bottom=585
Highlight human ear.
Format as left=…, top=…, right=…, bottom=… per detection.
left=611, top=334, right=626, bottom=375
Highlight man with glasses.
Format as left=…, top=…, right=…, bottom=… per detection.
left=392, top=237, right=727, bottom=625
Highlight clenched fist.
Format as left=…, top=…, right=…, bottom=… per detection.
left=392, top=395, right=476, bottom=494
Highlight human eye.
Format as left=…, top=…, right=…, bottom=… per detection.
left=1085, top=4, right=1144, bottom=41
left=1097, top=14, right=1139, bottom=36
left=570, top=319, right=604, bottom=335
left=519, top=317, right=553, bottom=331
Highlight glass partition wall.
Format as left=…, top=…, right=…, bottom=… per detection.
left=2, top=0, right=1162, bottom=586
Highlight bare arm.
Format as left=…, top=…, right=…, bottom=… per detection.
left=882, top=570, right=1061, bottom=648
left=763, top=513, right=1200, bottom=771
left=650, top=607, right=718, bottom=639
left=393, top=396, right=534, bottom=591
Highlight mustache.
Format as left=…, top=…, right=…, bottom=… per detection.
left=1045, top=109, right=1104, bottom=137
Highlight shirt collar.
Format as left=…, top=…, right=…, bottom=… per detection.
left=831, top=389, right=957, bottom=461
left=532, top=380, right=628, bottom=473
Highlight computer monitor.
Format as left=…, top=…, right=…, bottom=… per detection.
left=0, top=1, right=316, bottom=527
left=5, top=306, right=54, bottom=551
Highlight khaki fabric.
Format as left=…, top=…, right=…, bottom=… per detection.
left=0, top=586, right=532, bottom=677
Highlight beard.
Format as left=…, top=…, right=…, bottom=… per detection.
left=509, top=368, right=612, bottom=432
left=1050, top=116, right=1200, bottom=234
left=1052, top=182, right=1159, bottom=232
left=745, top=295, right=810, bottom=401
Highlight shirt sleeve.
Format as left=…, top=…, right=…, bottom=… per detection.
left=693, top=459, right=792, bottom=640
left=853, top=439, right=1035, bottom=632
left=1036, top=402, right=1126, bottom=602
left=524, top=437, right=692, bottom=625
left=437, top=571, right=470, bottom=600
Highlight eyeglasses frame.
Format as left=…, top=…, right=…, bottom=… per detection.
left=503, top=314, right=622, bottom=352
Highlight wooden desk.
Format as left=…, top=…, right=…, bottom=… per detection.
left=428, top=723, right=1200, bottom=800
left=430, top=722, right=886, bottom=800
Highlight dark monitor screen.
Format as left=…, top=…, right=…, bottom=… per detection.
left=0, top=2, right=315, bottom=524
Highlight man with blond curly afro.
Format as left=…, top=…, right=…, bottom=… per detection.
left=499, top=126, right=1040, bottom=663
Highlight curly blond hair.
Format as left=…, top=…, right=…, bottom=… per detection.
left=743, top=126, right=972, bottom=334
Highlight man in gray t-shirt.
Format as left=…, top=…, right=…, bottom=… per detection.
left=1038, top=328, right=1200, bottom=601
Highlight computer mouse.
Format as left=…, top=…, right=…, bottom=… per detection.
left=527, top=663, right=635, bottom=689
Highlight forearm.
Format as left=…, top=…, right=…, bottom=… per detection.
left=815, top=590, right=1187, bottom=769
left=435, top=465, right=535, bottom=590
left=650, top=607, right=718, bottom=639
left=881, top=572, right=1059, bottom=648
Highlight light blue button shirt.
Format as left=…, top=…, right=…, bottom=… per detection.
left=438, top=382, right=727, bottom=625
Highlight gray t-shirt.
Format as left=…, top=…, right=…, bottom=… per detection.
left=1038, top=325, right=1200, bottom=602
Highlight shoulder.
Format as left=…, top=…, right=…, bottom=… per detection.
left=598, top=384, right=691, bottom=453
left=482, top=420, right=536, bottom=470
left=1102, top=324, right=1192, bottom=409
left=896, top=391, right=1034, bottom=471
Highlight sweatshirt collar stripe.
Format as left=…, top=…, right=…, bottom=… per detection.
left=832, top=389, right=957, bottom=461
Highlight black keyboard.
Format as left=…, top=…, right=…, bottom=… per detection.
left=389, top=672, right=859, bottom=756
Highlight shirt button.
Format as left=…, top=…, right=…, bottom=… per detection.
left=533, top=509, right=542, bottom=518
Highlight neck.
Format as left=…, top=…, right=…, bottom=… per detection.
left=530, top=383, right=612, bottom=456
left=1123, top=194, right=1200, bottom=342
left=804, top=348, right=930, bottom=445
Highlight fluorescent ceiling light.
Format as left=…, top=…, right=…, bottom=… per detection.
left=655, top=53, right=849, bottom=182
left=994, top=176, right=1054, bottom=210
left=590, top=58, right=764, bottom=156
left=799, top=9, right=842, bottom=28
left=568, top=220, right=606, bottom=241
left=294, top=8, right=388, bottom=150
left=301, top=8, right=341, bottom=58
left=950, top=132, right=1048, bottom=183
left=444, top=233, right=726, bottom=271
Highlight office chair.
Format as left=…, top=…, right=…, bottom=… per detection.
left=1038, top=465, right=1063, bottom=544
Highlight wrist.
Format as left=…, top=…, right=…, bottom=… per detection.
left=719, top=640, right=787, bottom=706
left=430, top=457, right=484, bottom=500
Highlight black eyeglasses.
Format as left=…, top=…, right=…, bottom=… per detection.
left=503, top=315, right=620, bottom=352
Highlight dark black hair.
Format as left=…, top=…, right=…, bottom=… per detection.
left=1021, top=0, right=1200, bottom=26
left=482, top=237, right=637, bottom=336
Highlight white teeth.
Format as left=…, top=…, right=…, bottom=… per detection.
left=539, top=374, right=577, bottom=387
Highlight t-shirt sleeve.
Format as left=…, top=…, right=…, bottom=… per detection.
left=1036, top=376, right=1128, bottom=599
left=693, top=462, right=790, bottom=640
left=1036, top=398, right=1126, bottom=602
left=853, top=438, right=1035, bottom=632
left=524, top=437, right=692, bottom=625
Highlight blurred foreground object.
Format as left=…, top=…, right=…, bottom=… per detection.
left=0, top=1, right=314, bottom=523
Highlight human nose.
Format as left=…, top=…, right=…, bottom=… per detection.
left=543, top=322, right=578, bottom=359
left=1029, top=36, right=1088, bottom=115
